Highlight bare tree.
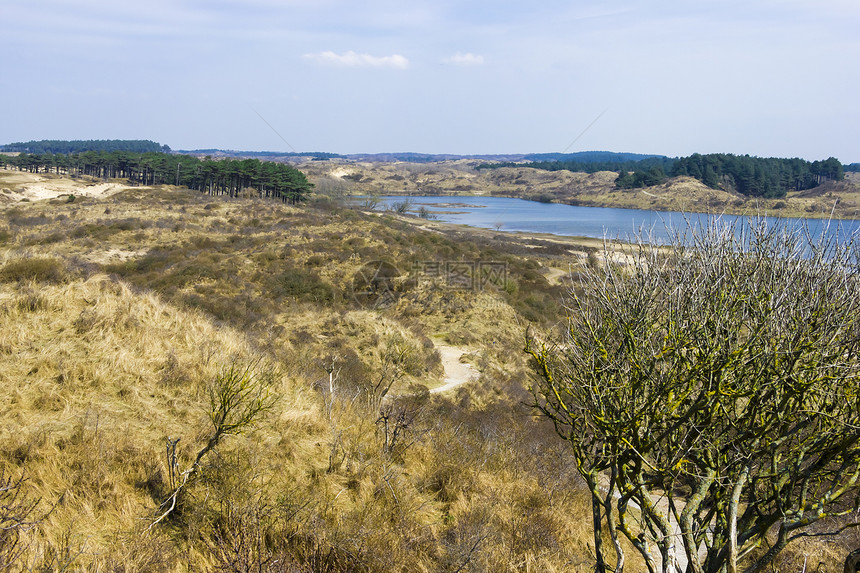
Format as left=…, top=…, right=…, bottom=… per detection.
left=150, top=360, right=277, bottom=529
left=366, top=334, right=417, bottom=412
left=527, top=219, right=860, bottom=573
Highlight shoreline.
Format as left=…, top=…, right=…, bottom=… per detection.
left=360, top=195, right=860, bottom=247
left=371, top=210, right=614, bottom=251
left=353, top=191, right=860, bottom=222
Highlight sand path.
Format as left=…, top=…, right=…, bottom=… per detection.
left=430, top=344, right=478, bottom=394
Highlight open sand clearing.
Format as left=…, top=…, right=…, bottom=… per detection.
left=0, top=171, right=138, bottom=202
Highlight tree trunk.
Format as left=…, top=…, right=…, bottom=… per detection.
left=845, top=548, right=860, bottom=573
left=584, top=469, right=608, bottom=573
left=603, top=466, right=625, bottom=572
left=727, top=468, right=749, bottom=573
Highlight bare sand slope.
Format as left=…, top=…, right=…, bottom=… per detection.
left=0, top=172, right=134, bottom=202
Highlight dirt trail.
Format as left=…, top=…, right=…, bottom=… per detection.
left=430, top=344, right=477, bottom=394
left=542, top=266, right=569, bottom=285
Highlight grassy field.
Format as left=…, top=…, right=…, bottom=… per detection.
left=0, top=173, right=855, bottom=571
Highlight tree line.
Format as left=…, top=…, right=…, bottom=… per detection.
left=0, top=151, right=313, bottom=203
left=0, top=139, right=170, bottom=154
left=477, top=156, right=675, bottom=176
left=672, top=153, right=843, bottom=197
left=479, top=153, right=846, bottom=198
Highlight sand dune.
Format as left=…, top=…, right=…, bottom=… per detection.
left=0, top=171, right=138, bottom=202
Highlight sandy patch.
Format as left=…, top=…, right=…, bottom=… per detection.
left=430, top=344, right=478, bottom=394
left=20, top=181, right=124, bottom=201
left=542, top=266, right=570, bottom=285
left=82, top=248, right=148, bottom=265
left=0, top=172, right=135, bottom=202
left=330, top=168, right=353, bottom=179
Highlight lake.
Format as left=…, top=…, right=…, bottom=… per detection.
left=369, top=195, right=860, bottom=244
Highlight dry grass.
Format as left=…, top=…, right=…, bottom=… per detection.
left=0, top=272, right=322, bottom=569
left=0, top=180, right=853, bottom=570
left=0, top=185, right=598, bottom=571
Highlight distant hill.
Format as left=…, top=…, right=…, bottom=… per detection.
left=523, top=151, right=666, bottom=163
left=0, top=139, right=170, bottom=154
left=178, top=149, right=529, bottom=162
left=343, top=151, right=670, bottom=163
left=176, top=149, right=669, bottom=163
left=180, top=149, right=344, bottom=160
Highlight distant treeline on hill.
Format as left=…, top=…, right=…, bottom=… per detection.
left=480, top=152, right=845, bottom=198
left=0, top=139, right=170, bottom=154
left=670, top=154, right=843, bottom=198
left=477, top=155, right=676, bottom=176
left=0, top=151, right=312, bottom=203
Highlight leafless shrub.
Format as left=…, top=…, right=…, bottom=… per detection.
left=528, top=218, right=860, bottom=572
left=150, top=360, right=277, bottom=530
left=0, top=468, right=41, bottom=571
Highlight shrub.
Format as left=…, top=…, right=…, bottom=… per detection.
left=305, top=254, right=325, bottom=267
left=268, top=267, right=335, bottom=304
left=0, top=256, right=66, bottom=283
left=0, top=468, right=42, bottom=570
left=526, top=193, right=554, bottom=203
left=528, top=219, right=860, bottom=572
left=389, top=199, right=413, bottom=214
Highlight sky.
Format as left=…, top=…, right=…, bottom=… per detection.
left=1, top=0, right=858, bottom=161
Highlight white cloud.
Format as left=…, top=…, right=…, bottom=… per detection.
left=304, top=50, right=409, bottom=69
left=443, top=52, right=484, bottom=66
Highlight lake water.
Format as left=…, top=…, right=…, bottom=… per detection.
left=370, top=195, right=860, bottom=244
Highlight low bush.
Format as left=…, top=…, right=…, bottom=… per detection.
left=268, top=267, right=336, bottom=304
left=0, top=256, right=66, bottom=283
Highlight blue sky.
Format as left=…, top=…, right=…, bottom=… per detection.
left=2, top=0, right=858, bottom=160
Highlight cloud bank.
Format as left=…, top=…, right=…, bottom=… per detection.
left=304, top=51, right=409, bottom=69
